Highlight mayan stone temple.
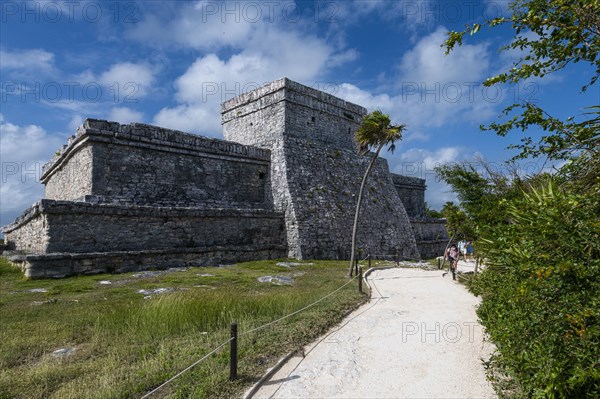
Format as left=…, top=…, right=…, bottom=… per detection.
left=3, top=78, right=447, bottom=278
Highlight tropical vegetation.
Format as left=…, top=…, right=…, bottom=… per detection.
left=440, top=0, right=600, bottom=397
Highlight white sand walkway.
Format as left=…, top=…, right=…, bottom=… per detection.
left=250, top=265, right=496, bottom=398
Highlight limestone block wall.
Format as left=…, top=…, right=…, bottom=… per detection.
left=18, top=246, right=288, bottom=279
left=222, top=80, right=287, bottom=148
left=268, top=138, right=302, bottom=258
left=3, top=200, right=285, bottom=254
left=222, top=78, right=366, bottom=151
left=222, top=78, right=419, bottom=260
left=281, top=137, right=420, bottom=259
left=1, top=203, right=49, bottom=254
left=44, top=145, right=94, bottom=201
left=283, top=80, right=365, bottom=150
left=410, top=217, right=448, bottom=241
left=410, top=217, right=449, bottom=259
left=392, top=174, right=426, bottom=217
left=3, top=200, right=287, bottom=278
left=42, top=119, right=273, bottom=209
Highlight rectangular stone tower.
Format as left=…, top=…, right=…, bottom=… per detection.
left=222, top=78, right=420, bottom=260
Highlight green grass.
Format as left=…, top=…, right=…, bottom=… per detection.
left=0, top=258, right=367, bottom=398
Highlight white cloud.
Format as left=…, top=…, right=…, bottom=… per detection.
left=403, top=129, right=430, bottom=143
left=399, top=27, right=489, bottom=85
left=0, top=48, right=56, bottom=78
left=99, top=62, right=156, bottom=98
left=154, top=104, right=215, bottom=134
left=107, top=107, right=144, bottom=124
left=333, top=27, right=498, bottom=131
left=395, top=27, right=498, bottom=127
left=126, top=1, right=283, bottom=50
left=123, top=1, right=366, bottom=135
left=30, top=62, right=158, bottom=123
left=336, top=83, right=395, bottom=112
left=329, top=49, right=359, bottom=67
left=153, top=23, right=338, bottom=135
left=0, top=116, right=65, bottom=223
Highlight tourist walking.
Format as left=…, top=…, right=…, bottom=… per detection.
left=466, top=241, right=474, bottom=261
left=446, top=244, right=459, bottom=280
left=458, top=240, right=467, bottom=261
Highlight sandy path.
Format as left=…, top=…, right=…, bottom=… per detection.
left=251, top=265, right=496, bottom=398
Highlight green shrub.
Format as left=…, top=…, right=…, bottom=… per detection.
left=473, top=179, right=600, bottom=398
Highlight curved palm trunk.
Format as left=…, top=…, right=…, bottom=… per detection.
left=348, top=144, right=384, bottom=277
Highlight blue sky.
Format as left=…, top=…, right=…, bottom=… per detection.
left=1, top=0, right=598, bottom=228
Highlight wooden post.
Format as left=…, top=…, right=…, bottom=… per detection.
left=358, top=266, right=363, bottom=293
left=368, top=254, right=371, bottom=269
left=396, top=252, right=400, bottom=265
left=230, top=322, right=238, bottom=381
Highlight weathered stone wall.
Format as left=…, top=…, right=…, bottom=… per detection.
left=42, top=120, right=273, bottom=209
left=223, top=78, right=419, bottom=260
left=268, top=138, right=302, bottom=257
left=89, top=142, right=271, bottom=208
left=222, top=81, right=287, bottom=148
left=283, top=80, right=365, bottom=150
left=392, top=174, right=426, bottom=218
left=4, top=200, right=287, bottom=278
left=222, top=78, right=366, bottom=151
left=4, top=200, right=285, bottom=253
left=2, top=203, right=49, bottom=253
left=410, top=217, right=448, bottom=241
left=14, top=246, right=286, bottom=279
left=44, top=144, right=94, bottom=201
left=281, top=138, right=419, bottom=259
left=410, top=217, right=448, bottom=259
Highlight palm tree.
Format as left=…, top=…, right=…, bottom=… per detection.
left=348, top=111, right=405, bottom=277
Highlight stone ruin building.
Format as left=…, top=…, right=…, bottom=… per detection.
left=2, top=78, right=447, bottom=278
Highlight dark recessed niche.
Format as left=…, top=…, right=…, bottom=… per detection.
left=250, top=122, right=253, bottom=126
left=259, top=172, right=266, bottom=180
left=311, top=117, right=315, bottom=122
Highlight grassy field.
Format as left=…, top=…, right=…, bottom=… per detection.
left=0, top=258, right=367, bottom=398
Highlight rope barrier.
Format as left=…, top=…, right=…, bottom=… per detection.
left=140, top=337, right=234, bottom=399
left=141, top=271, right=359, bottom=397
left=241, top=275, right=358, bottom=337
